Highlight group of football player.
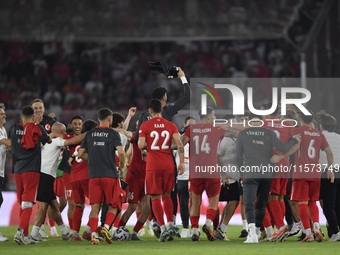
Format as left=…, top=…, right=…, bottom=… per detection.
left=0, top=66, right=340, bottom=246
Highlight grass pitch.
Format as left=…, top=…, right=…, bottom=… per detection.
left=0, top=225, right=338, bottom=255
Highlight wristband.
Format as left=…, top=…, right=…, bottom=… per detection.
left=71, top=155, right=75, bottom=158
left=180, top=76, right=187, bottom=84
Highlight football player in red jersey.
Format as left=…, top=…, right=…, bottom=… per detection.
left=271, top=110, right=334, bottom=242
left=138, top=99, right=185, bottom=242
left=181, top=106, right=237, bottom=241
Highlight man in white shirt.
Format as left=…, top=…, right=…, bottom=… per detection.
left=0, top=103, right=10, bottom=241
left=318, top=111, right=340, bottom=241
left=30, top=122, right=86, bottom=241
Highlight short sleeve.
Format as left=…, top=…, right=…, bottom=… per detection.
left=56, top=138, right=66, bottom=147
left=114, top=131, right=122, bottom=148
left=0, top=128, right=6, bottom=140
left=184, top=126, right=190, bottom=138
left=80, top=133, right=89, bottom=149
left=320, top=133, right=330, bottom=151
left=139, top=122, right=147, bottom=138
left=171, top=122, right=179, bottom=135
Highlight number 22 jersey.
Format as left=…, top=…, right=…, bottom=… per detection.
left=139, top=117, right=178, bottom=172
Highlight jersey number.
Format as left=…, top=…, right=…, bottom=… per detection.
left=308, top=139, right=316, bottom=159
left=150, top=131, right=170, bottom=150
left=75, top=145, right=83, bottom=163
left=193, top=135, right=211, bottom=154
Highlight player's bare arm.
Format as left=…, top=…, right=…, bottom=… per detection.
left=173, top=133, right=185, bottom=175
left=324, top=147, right=335, bottom=183
left=125, top=143, right=132, bottom=166
left=64, top=132, right=86, bottom=147
left=116, top=145, right=126, bottom=172
left=270, top=140, right=301, bottom=163
left=0, top=138, right=11, bottom=147
left=171, top=133, right=182, bottom=149
left=113, top=128, right=132, bottom=140
left=223, top=129, right=238, bottom=138
left=122, top=107, right=137, bottom=130
left=180, top=134, right=190, bottom=147
left=78, top=148, right=87, bottom=159
left=138, top=137, right=146, bottom=150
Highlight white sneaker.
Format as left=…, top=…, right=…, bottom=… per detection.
left=49, top=226, right=59, bottom=237
left=14, top=232, right=26, bottom=245
left=328, top=232, right=340, bottom=241
left=244, top=234, right=259, bottom=243
left=0, top=233, right=9, bottom=241
left=137, top=227, right=145, bottom=236
left=24, top=235, right=39, bottom=244
left=181, top=228, right=190, bottom=238
left=110, top=226, right=117, bottom=236
left=146, top=220, right=154, bottom=236
left=289, top=222, right=301, bottom=237
left=39, top=226, right=49, bottom=238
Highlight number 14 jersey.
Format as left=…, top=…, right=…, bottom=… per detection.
left=139, top=117, right=179, bottom=171
left=185, top=123, right=226, bottom=178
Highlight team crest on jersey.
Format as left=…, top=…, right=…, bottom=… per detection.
left=45, top=123, right=51, bottom=131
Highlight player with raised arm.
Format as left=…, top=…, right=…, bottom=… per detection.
left=134, top=67, right=191, bottom=238
left=138, top=99, right=185, bottom=242
left=0, top=103, right=10, bottom=242
left=271, top=110, right=334, bottom=242
left=30, top=122, right=86, bottom=242
left=9, top=106, right=52, bottom=245
left=78, top=108, right=126, bottom=245
left=181, top=106, right=237, bottom=242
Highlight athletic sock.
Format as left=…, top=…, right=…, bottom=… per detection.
left=213, top=214, right=219, bottom=230
left=73, top=206, right=83, bottom=232
left=152, top=199, right=165, bottom=226
left=190, top=216, right=199, bottom=229
left=104, top=212, right=116, bottom=229
left=89, top=218, right=99, bottom=236
left=118, top=219, right=127, bottom=227
left=308, top=201, right=319, bottom=226
left=267, top=200, right=284, bottom=229
left=85, top=223, right=91, bottom=233
left=31, top=225, right=40, bottom=237
left=220, top=223, right=228, bottom=233
left=162, top=196, right=174, bottom=223
left=148, top=213, right=153, bottom=222
left=266, top=226, right=274, bottom=237
left=298, top=204, right=310, bottom=231
left=19, top=208, right=33, bottom=233
left=242, top=219, right=248, bottom=231
left=49, top=219, right=56, bottom=227
left=206, top=209, right=217, bottom=227
left=262, top=208, right=272, bottom=228
left=113, top=217, right=120, bottom=228
left=279, top=201, right=286, bottom=216
left=68, top=218, right=73, bottom=230
left=133, top=220, right=144, bottom=233
left=136, top=212, right=141, bottom=220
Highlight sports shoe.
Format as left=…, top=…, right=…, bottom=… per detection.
left=213, top=228, right=226, bottom=241
left=288, top=222, right=301, bottom=237
left=49, top=226, right=59, bottom=237
left=67, top=230, right=76, bottom=239
left=82, top=231, right=91, bottom=241
left=0, top=233, right=9, bottom=241
left=91, top=235, right=100, bottom=245
left=39, top=226, right=49, bottom=238
left=260, top=235, right=273, bottom=242
left=137, top=227, right=145, bottom=236
left=24, top=235, right=38, bottom=244
left=259, top=231, right=267, bottom=241
left=31, top=235, right=46, bottom=242
left=173, top=226, right=181, bottom=238
left=270, top=226, right=289, bottom=242
left=62, top=232, right=70, bottom=241
left=159, top=230, right=170, bottom=242
left=110, top=226, right=117, bottom=236
left=14, top=232, right=26, bottom=246
left=297, top=232, right=306, bottom=241
left=153, top=223, right=161, bottom=239
left=328, top=232, right=340, bottom=241
left=239, top=229, right=248, bottom=238
left=244, top=234, right=259, bottom=243
left=146, top=220, right=154, bottom=236
left=181, top=228, right=190, bottom=238
left=100, top=227, right=113, bottom=244
left=301, top=233, right=314, bottom=242
left=202, top=224, right=215, bottom=241
left=314, top=229, right=323, bottom=242
left=72, top=236, right=83, bottom=241
left=167, top=226, right=176, bottom=241
left=130, top=232, right=145, bottom=241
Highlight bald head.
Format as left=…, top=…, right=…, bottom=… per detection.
left=52, top=122, right=66, bottom=134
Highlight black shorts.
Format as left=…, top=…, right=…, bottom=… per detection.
left=219, top=182, right=240, bottom=202
left=36, top=172, right=56, bottom=203
left=238, top=181, right=243, bottom=196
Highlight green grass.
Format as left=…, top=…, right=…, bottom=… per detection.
left=0, top=225, right=338, bottom=255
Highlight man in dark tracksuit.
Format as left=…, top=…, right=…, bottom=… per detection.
left=236, top=114, right=300, bottom=243
left=133, top=67, right=191, bottom=238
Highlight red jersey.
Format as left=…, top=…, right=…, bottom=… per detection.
left=292, top=126, right=329, bottom=181
left=64, top=134, right=89, bottom=182
left=263, top=117, right=294, bottom=172
left=185, top=123, right=226, bottom=178
left=139, top=117, right=178, bottom=172
left=125, top=132, right=146, bottom=182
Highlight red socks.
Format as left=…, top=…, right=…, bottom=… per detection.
left=19, top=208, right=32, bottom=233
left=308, top=201, right=319, bottom=224
left=89, top=218, right=98, bottom=234
left=279, top=201, right=286, bottom=217
left=299, top=204, right=310, bottom=230
left=152, top=199, right=165, bottom=226
left=118, top=219, right=126, bottom=227
left=113, top=217, right=120, bottom=228
left=262, top=208, right=272, bottom=228
left=72, top=207, right=83, bottom=232
left=213, top=213, right=219, bottom=230
left=136, top=212, right=141, bottom=219
left=190, top=216, right=199, bottom=229
left=267, top=200, right=284, bottom=229
left=49, top=219, right=56, bottom=227
left=148, top=213, right=153, bottom=221
left=68, top=218, right=73, bottom=230
left=206, top=208, right=217, bottom=222
left=162, top=196, right=173, bottom=223
left=133, top=220, right=144, bottom=233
